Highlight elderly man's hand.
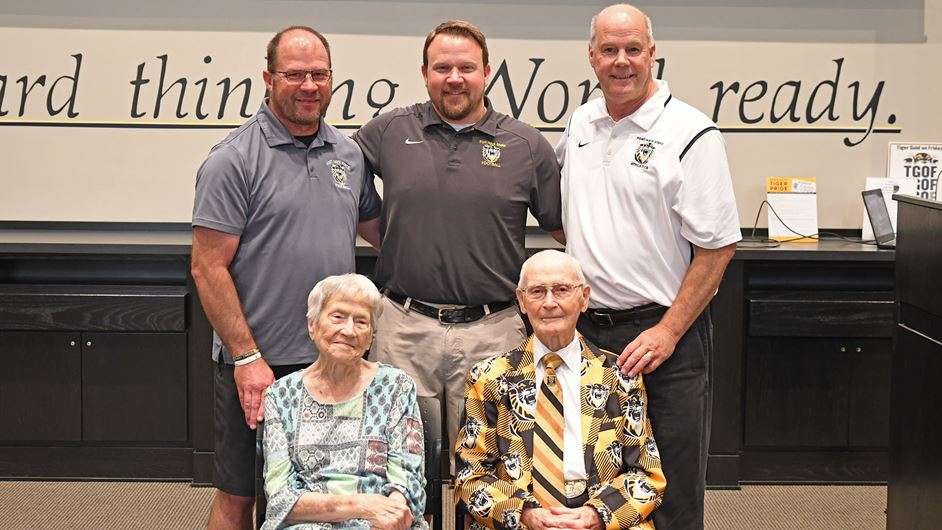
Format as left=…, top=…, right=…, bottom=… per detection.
left=617, top=323, right=679, bottom=377
left=547, top=506, right=604, bottom=530
left=358, top=493, right=412, bottom=530
left=523, top=506, right=603, bottom=530
left=233, top=357, right=275, bottom=429
left=522, top=508, right=557, bottom=530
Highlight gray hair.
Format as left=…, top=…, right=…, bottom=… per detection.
left=306, top=274, right=384, bottom=327
left=518, top=250, right=587, bottom=289
left=589, top=4, right=655, bottom=46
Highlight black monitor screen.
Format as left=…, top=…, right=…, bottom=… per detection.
left=862, top=189, right=895, bottom=244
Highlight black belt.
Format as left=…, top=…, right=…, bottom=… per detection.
left=385, top=291, right=514, bottom=324
left=585, top=302, right=668, bottom=327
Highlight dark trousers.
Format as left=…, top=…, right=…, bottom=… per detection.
left=578, top=308, right=713, bottom=530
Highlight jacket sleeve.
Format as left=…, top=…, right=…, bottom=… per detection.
left=454, top=359, right=532, bottom=530
left=584, top=372, right=666, bottom=530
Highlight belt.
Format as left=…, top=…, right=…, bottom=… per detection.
left=385, top=291, right=514, bottom=324
left=585, top=302, right=668, bottom=327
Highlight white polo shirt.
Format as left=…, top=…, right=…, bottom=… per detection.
left=557, top=80, right=741, bottom=309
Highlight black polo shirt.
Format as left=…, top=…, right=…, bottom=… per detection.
left=354, top=101, right=562, bottom=305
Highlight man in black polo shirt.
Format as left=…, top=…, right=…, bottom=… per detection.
left=353, top=20, right=563, bottom=455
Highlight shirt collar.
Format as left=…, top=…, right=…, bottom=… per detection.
left=587, top=79, right=672, bottom=131
left=419, top=98, right=498, bottom=137
left=256, top=99, right=337, bottom=148
left=533, top=333, right=583, bottom=373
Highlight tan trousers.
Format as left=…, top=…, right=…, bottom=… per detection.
left=370, top=296, right=527, bottom=464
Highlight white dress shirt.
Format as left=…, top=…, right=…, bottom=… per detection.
left=532, top=334, right=586, bottom=480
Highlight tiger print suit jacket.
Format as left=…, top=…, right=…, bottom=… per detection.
left=454, top=334, right=665, bottom=530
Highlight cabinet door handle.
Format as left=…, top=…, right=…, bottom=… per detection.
left=69, top=340, right=77, bottom=347
left=85, top=340, right=93, bottom=347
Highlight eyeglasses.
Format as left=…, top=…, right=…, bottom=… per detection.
left=274, top=69, right=332, bottom=85
left=519, top=283, right=584, bottom=301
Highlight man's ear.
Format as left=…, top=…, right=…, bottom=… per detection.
left=515, top=289, right=528, bottom=314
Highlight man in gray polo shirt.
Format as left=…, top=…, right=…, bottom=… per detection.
left=192, top=26, right=380, bottom=529
left=353, top=20, right=563, bottom=456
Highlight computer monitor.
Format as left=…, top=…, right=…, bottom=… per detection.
left=862, top=188, right=896, bottom=249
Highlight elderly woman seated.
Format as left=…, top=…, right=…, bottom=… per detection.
left=262, top=274, right=427, bottom=530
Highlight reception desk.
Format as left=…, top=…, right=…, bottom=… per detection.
left=0, top=228, right=894, bottom=487
left=886, top=195, right=942, bottom=529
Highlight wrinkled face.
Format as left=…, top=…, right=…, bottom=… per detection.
left=589, top=9, right=657, bottom=118
left=310, top=295, right=373, bottom=362
left=422, top=34, right=491, bottom=123
left=516, top=261, right=590, bottom=351
left=263, top=30, right=332, bottom=134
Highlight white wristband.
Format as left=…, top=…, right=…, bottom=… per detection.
left=233, top=352, right=262, bottom=366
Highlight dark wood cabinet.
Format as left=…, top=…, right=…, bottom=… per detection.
left=0, top=331, right=82, bottom=442
left=707, top=245, right=895, bottom=486
left=887, top=195, right=942, bottom=530
left=744, top=337, right=890, bottom=449
left=82, top=332, right=187, bottom=442
left=0, top=245, right=204, bottom=480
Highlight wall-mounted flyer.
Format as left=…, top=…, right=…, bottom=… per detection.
left=887, top=142, right=941, bottom=201
left=766, top=177, right=818, bottom=242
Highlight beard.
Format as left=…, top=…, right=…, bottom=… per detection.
left=433, top=90, right=481, bottom=122
left=271, top=89, right=330, bottom=128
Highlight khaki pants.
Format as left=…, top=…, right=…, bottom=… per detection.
left=370, top=296, right=527, bottom=465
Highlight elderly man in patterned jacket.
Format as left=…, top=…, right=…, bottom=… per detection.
left=455, top=250, right=665, bottom=530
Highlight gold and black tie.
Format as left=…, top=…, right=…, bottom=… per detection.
left=532, top=352, right=567, bottom=507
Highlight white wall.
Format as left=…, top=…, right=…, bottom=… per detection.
left=1, top=0, right=937, bottom=226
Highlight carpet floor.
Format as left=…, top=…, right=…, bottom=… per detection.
left=0, top=481, right=885, bottom=529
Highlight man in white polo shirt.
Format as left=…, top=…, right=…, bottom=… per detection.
left=557, top=4, right=740, bottom=529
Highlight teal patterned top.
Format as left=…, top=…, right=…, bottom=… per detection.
left=261, top=364, right=427, bottom=529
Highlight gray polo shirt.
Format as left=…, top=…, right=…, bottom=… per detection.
left=193, top=102, right=381, bottom=365
left=354, top=101, right=562, bottom=305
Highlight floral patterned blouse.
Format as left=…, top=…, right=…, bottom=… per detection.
left=261, top=364, right=427, bottom=529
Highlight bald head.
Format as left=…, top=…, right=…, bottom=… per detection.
left=590, top=4, right=654, bottom=46
left=518, top=250, right=586, bottom=289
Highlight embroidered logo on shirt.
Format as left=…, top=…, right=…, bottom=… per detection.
left=327, top=159, right=352, bottom=189
left=634, top=142, right=655, bottom=166
left=480, top=139, right=506, bottom=167
left=630, top=136, right=663, bottom=170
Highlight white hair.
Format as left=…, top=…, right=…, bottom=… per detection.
left=306, top=273, right=383, bottom=327
left=518, top=250, right=587, bottom=289
left=589, top=4, right=655, bottom=46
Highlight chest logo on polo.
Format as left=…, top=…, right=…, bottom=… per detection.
left=634, top=142, right=655, bottom=167
left=480, top=139, right=506, bottom=168
left=327, top=160, right=352, bottom=189
left=630, top=136, right=664, bottom=170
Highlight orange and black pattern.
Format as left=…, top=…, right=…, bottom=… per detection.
left=531, top=352, right=566, bottom=507
left=454, top=334, right=666, bottom=530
